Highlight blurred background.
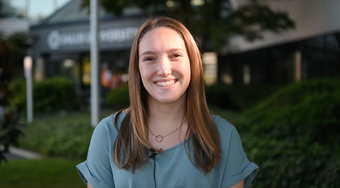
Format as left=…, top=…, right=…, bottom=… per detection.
left=0, top=0, right=339, bottom=187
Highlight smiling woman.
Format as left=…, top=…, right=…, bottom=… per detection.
left=76, top=16, right=258, bottom=188
left=138, top=27, right=191, bottom=105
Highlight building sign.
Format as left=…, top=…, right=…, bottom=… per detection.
left=47, top=27, right=138, bottom=50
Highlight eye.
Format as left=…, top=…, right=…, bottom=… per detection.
left=143, top=57, right=154, bottom=62
left=171, top=53, right=182, bottom=58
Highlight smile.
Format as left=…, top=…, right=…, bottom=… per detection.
left=155, top=79, right=177, bottom=87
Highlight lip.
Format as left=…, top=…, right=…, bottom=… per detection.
left=154, top=79, right=178, bottom=87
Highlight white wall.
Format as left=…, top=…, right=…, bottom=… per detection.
left=226, top=0, right=340, bottom=53
left=0, top=18, right=31, bottom=36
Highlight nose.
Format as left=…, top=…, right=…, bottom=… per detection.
left=157, top=56, right=172, bottom=76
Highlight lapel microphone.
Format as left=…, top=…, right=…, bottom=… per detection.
left=149, top=148, right=157, bottom=159
left=149, top=148, right=157, bottom=188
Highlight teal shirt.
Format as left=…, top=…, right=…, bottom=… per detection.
left=77, top=112, right=258, bottom=188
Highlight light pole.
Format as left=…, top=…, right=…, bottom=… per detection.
left=24, top=56, right=33, bottom=123
left=90, top=0, right=99, bottom=127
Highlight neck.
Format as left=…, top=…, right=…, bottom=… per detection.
left=147, top=96, right=186, bottom=128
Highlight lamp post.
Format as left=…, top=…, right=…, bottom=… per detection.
left=24, top=56, right=33, bottom=123
left=90, top=0, right=99, bottom=127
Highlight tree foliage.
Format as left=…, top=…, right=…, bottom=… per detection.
left=0, top=110, right=23, bottom=164
left=0, top=32, right=29, bottom=108
left=0, top=32, right=29, bottom=164
left=81, top=0, right=295, bottom=52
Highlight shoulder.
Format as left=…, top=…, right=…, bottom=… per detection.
left=211, top=114, right=242, bottom=148
left=211, top=114, right=236, bottom=134
left=211, top=114, right=259, bottom=188
left=93, top=111, right=127, bottom=139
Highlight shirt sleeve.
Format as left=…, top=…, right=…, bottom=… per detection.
left=76, top=116, right=117, bottom=188
left=221, top=124, right=259, bottom=188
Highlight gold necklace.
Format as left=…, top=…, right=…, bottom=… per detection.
left=149, top=121, right=184, bottom=142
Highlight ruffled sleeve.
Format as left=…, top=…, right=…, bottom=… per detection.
left=76, top=161, right=112, bottom=188
left=213, top=115, right=258, bottom=188
left=76, top=115, right=118, bottom=188
left=222, top=125, right=258, bottom=188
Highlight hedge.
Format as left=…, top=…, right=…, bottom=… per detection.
left=106, top=84, right=130, bottom=108
left=19, top=120, right=93, bottom=160
left=9, top=76, right=80, bottom=113
left=205, top=84, right=280, bottom=110
left=240, top=78, right=340, bottom=188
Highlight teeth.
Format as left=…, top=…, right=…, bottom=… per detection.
left=156, top=80, right=176, bottom=87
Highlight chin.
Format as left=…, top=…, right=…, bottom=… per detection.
left=155, top=98, right=178, bottom=104
left=155, top=94, right=186, bottom=104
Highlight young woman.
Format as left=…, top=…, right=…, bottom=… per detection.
left=77, top=16, right=258, bottom=188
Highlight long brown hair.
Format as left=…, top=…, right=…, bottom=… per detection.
left=114, top=16, right=221, bottom=173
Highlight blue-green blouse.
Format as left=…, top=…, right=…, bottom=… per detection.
left=77, top=112, right=258, bottom=188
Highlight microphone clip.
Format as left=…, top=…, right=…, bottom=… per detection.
left=149, top=148, right=157, bottom=159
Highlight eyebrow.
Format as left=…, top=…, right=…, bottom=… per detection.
left=139, top=51, right=155, bottom=57
left=139, top=48, right=186, bottom=57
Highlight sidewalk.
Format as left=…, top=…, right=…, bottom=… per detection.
left=3, top=147, right=42, bottom=161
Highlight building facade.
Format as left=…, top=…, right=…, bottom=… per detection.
left=29, top=0, right=146, bottom=102
left=219, top=0, right=340, bottom=85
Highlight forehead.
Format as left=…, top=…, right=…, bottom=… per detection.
left=138, top=27, right=186, bottom=53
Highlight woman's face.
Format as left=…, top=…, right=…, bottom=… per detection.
left=138, top=27, right=191, bottom=105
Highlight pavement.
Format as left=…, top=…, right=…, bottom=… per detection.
left=3, top=147, right=42, bottom=161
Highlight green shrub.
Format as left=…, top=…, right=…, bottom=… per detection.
left=18, top=109, right=116, bottom=160
left=41, top=122, right=93, bottom=160
left=106, top=84, right=130, bottom=108
left=241, top=134, right=340, bottom=188
left=205, top=84, right=280, bottom=110
left=240, top=78, right=340, bottom=187
left=242, top=78, right=340, bottom=144
left=19, top=115, right=94, bottom=160
left=0, top=109, right=24, bottom=164
left=8, top=78, right=26, bottom=111
left=9, top=76, right=80, bottom=113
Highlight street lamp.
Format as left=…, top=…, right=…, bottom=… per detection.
left=90, top=0, right=100, bottom=127
left=24, top=56, right=33, bottom=123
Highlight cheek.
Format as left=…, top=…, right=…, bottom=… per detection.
left=139, top=65, right=151, bottom=82
left=139, top=64, right=145, bottom=79
left=184, top=60, right=191, bottom=80
left=186, top=70, right=191, bottom=85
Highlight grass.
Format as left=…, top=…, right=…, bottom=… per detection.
left=2, top=108, right=118, bottom=188
left=0, top=158, right=84, bottom=188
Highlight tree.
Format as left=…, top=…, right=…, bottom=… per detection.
left=0, top=32, right=28, bottom=164
left=81, top=0, right=295, bottom=52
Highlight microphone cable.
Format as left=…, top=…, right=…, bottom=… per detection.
left=149, top=148, right=157, bottom=188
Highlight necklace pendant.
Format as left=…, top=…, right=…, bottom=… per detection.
left=155, top=135, right=163, bottom=142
